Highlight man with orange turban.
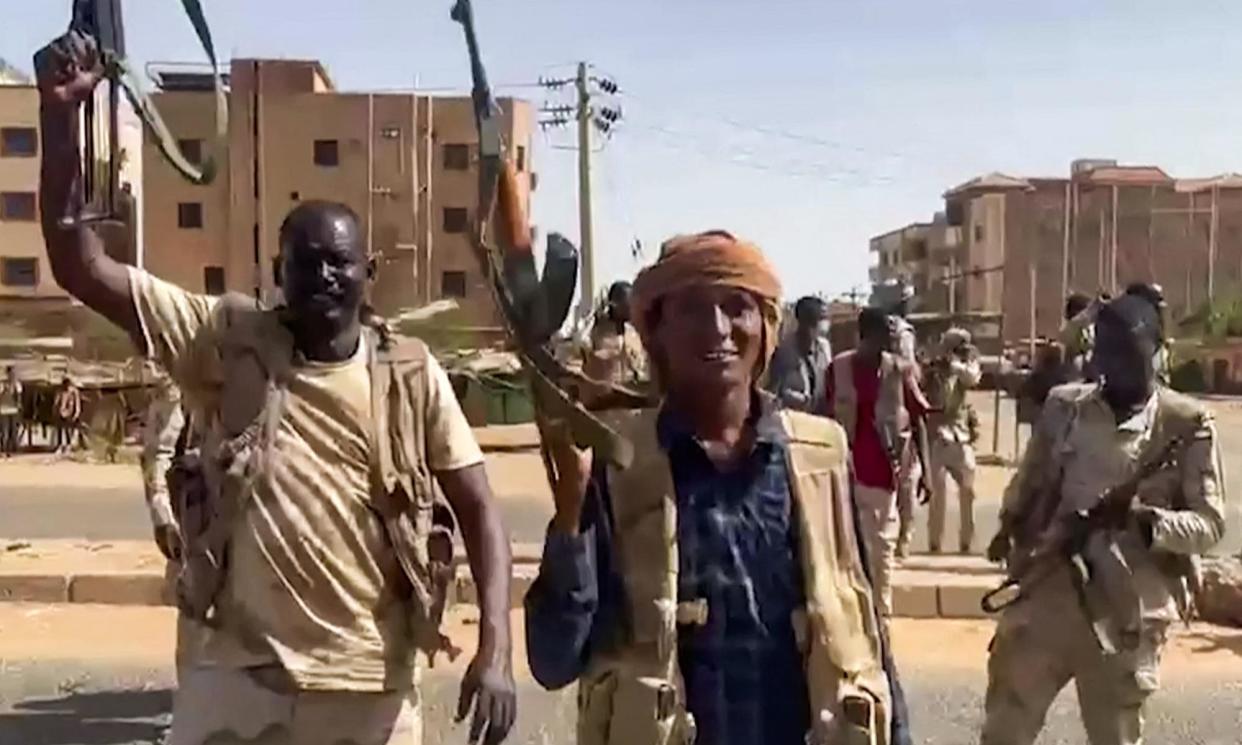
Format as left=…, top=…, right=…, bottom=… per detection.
left=526, top=231, right=910, bottom=745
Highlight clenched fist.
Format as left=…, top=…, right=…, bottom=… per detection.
left=33, top=31, right=104, bottom=109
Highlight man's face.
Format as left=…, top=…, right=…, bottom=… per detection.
left=655, top=285, right=764, bottom=394
left=279, top=212, right=369, bottom=329
left=1094, top=317, right=1157, bottom=404
left=797, top=311, right=829, bottom=346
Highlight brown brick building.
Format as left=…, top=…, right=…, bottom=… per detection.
left=142, top=59, right=535, bottom=327
left=871, top=159, right=1242, bottom=343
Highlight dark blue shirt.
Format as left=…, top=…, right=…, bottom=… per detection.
left=524, top=397, right=912, bottom=745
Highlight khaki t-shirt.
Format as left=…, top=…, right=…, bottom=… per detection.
left=129, top=269, right=483, bottom=691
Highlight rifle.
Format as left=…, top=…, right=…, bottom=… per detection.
left=981, top=434, right=1183, bottom=616
left=449, top=0, right=651, bottom=476
left=59, top=0, right=225, bottom=227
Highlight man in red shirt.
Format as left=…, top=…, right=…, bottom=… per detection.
left=825, top=308, right=929, bottom=616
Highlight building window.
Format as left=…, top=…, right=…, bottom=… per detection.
left=441, top=271, right=468, bottom=298
left=177, top=202, right=204, bottom=229
left=516, top=146, right=527, bottom=173
left=0, top=192, right=36, bottom=221
left=974, top=224, right=985, bottom=242
left=444, top=144, right=470, bottom=171
left=178, top=138, right=204, bottom=166
left=1, top=127, right=37, bottom=157
left=443, top=207, right=469, bottom=234
left=203, top=266, right=225, bottom=296
left=314, top=139, right=340, bottom=167
left=1, top=258, right=38, bottom=287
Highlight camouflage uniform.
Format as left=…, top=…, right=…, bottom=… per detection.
left=982, top=384, right=1225, bottom=745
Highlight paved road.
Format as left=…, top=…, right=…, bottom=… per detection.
left=2, top=606, right=1241, bottom=745
left=4, top=393, right=1242, bottom=555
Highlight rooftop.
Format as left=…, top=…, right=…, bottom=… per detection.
left=1078, top=165, right=1171, bottom=185
left=1176, top=173, right=1242, bottom=193
left=944, top=172, right=1034, bottom=198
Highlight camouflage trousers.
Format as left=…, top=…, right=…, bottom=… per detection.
left=928, top=438, right=976, bottom=554
left=980, top=567, right=1166, bottom=745
left=169, top=666, right=422, bottom=745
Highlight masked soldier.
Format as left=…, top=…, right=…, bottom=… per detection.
left=923, top=328, right=982, bottom=555
left=982, top=294, right=1225, bottom=745
left=526, top=231, right=909, bottom=745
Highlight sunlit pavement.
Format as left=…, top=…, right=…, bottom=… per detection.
left=2, top=605, right=1241, bottom=745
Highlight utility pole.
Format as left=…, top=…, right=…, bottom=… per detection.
left=539, top=64, right=623, bottom=325
left=575, top=62, right=595, bottom=323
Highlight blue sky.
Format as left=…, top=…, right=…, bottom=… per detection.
left=7, top=0, right=1242, bottom=301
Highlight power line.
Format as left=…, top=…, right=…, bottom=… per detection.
left=625, top=122, right=898, bottom=185
left=618, top=87, right=913, bottom=164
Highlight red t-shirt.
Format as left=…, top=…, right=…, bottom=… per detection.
left=825, top=356, right=926, bottom=491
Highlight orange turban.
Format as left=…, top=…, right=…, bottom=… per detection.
left=631, top=230, right=784, bottom=385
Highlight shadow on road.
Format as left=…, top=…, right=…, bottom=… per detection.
left=0, top=688, right=171, bottom=745
left=1181, top=626, right=1242, bottom=659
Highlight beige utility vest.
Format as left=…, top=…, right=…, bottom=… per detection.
left=578, top=408, right=892, bottom=745
left=179, top=295, right=448, bottom=655
left=831, top=351, right=908, bottom=462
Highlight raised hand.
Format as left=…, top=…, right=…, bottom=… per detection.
left=33, top=31, right=104, bottom=109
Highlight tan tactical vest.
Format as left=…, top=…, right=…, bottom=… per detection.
left=831, top=350, right=908, bottom=462
left=1007, top=384, right=1210, bottom=622
left=577, top=408, right=892, bottom=745
left=174, top=295, right=452, bottom=657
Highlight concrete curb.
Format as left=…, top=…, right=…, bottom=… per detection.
left=0, top=568, right=1005, bottom=619
left=0, top=540, right=1007, bottom=618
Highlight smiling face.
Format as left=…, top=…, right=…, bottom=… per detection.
left=653, top=284, right=765, bottom=396
left=278, top=203, right=370, bottom=331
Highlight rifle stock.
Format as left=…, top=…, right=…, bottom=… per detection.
left=450, top=0, right=652, bottom=470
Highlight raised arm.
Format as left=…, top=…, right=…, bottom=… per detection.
left=524, top=431, right=609, bottom=690
left=35, top=32, right=140, bottom=342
